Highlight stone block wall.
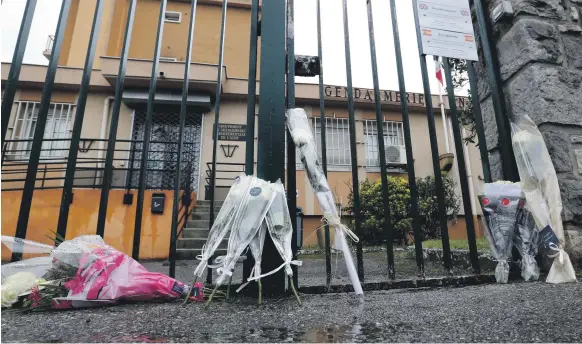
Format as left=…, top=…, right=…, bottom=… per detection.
left=474, top=0, right=582, bottom=266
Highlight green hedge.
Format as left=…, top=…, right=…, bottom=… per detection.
left=347, top=176, right=460, bottom=245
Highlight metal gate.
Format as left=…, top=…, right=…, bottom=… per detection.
left=1, top=0, right=519, bottom=294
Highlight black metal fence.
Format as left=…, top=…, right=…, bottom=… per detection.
left=1, top=0, right=519, bottom=293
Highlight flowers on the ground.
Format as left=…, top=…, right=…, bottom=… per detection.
left=1, top=272, right=38, bottom=308
left=191, top=282, right=205, bottom=302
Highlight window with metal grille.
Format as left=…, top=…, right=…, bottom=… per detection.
left=8, top=101, right=74, bottom=159
left=364, top=120, right=406, bottom=167
left=314, top=117, right=351, bottom=167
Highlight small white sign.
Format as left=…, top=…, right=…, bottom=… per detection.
left=416, top=0, right=473, bottom=34
left=419, top=27, right=479, bottom=61
left=415, top=0, right=479, bottom=61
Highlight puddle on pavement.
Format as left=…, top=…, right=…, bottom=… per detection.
left=194, top=322, right=410, bottom=342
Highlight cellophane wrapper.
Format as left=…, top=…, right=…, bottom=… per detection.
left=478, top=182, right=522, bottom=283
left=2, top=235, right=191, bottom=309
left=515, top=204, right=540, bottom=281
left=215, top=177, right=276, bottom=286
left=193, top=174, right=253, bottom=278
left=286, top=108, right=363, bottom=295
left=511, top=115, right=576, bottom=283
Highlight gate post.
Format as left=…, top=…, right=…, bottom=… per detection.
left=256, top=0, right=287, bottom=296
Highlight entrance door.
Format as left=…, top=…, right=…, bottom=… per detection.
left=127, top=105, right=203, bottom=192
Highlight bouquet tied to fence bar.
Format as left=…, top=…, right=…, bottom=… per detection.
left=286, top=108, right=363, bottom=295
left=511, top=115, right=576, bottom=283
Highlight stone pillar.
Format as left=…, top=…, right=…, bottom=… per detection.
left=475, top=0, right=582, bottom=267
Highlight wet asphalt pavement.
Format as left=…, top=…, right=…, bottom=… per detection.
left=2, top=281, right=581, bottom=342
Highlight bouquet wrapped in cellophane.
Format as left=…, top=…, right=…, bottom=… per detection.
left=188, top=175, right=302, bottom=306
left=1, top=235, right=195, bottom=310
left=478, top=182, right=522, bottom=283
left=514, top=203, right=540, bottom=281
left=511, top=115, right=576, bottom=283
left=286, top=108, right=363, bottom=295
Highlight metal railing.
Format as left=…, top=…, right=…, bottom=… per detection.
left=1, top=0, right=520, bottom=293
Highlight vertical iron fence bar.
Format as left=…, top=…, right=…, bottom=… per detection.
left=169, top=0, right=198, bottom=279
left=366, top=0, right=395, bottom=279
left=412, top=0, right=449, bottom=274
left=207, top=0, right=228, bottom=283
left=256, top=0, right=287, bottom=295
left=126, top=140, right=137, bottom=191
left=12, top=0, right=72, bottom=262
left=96, top=0, right=137, bottom=238
left=56, top=0, right=105, bottom=239
left=390, top=0, right=423, bottom=278
left=472, top=0, right=518, bottom=182
left=443, top=59, right=480, bottom=274
left=242, top=0, right=259, bottom=285
left=209, top=0, right=228, bottom=229
left=341, top=0, right=364, bottom=281
left=1, top=0, right=37, bottom=149
left=244, top=0, right=259, bottom=176
left=467, top=61, right=491, bottom=183
left=286, top=0, right=298, bottom=288
left=316, top=0, right=332, bottom=288
left=132, top=0, right=167, bottom=260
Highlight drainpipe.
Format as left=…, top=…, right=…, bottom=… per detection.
left=98, top=96, right=113, bottom=167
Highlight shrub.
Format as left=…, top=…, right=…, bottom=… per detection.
left=347, top=175, right=459, bottom=246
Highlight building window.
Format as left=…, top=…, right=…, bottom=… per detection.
left=314, top=117, right=351, bottom=167
left=364, top=120, right=406, bottom=167
left=159, top=56, right=177, bottom=62
left=164, top=11, right=182, bottom=23
left=8, top=101, right=74, bottom=159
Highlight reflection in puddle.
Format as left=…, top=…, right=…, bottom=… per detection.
left=235, top=322, right=395, bottom=343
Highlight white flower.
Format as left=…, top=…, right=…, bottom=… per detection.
left=1, top=272, right=38, bottom=308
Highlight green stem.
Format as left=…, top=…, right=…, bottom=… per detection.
left=258, top=279, right=262, bottom=305
left=182, top=276, right=198, bottom=305
left=205, top=284, right=220, bottom=308
left=289, top=276, right=302, bottom=306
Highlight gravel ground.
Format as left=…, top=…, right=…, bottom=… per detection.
left=2, top=282, right=581, bottom=342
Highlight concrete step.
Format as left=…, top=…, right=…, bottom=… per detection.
left=187, top=219, right=210, bottom=229
left=182, top=228, right=210, bottom=239
left=195, top=200, right=224, bottom=206
left=189, top=212, right=211, bottom=220
left=191, top=207, right=222, bottom=214
left=176, top=248, right=227, bottom=260
left=177, top=238, right=228, bottom=250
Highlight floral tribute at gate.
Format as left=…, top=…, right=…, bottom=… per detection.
left=0, top=235, right=223, bottom=311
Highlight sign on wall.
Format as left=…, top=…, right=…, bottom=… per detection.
left=414, top=0, right=479, bottom=61
left=215, top=123, right=247, bottom=141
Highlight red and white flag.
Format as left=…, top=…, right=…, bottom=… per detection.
left=435, top=59, right=444, bottom=85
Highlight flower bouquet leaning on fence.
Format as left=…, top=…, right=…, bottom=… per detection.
left=286, top=108, right=363, bottom=295
left=478, top=182, right=522, bottom=283
left=514, top=203, right=540, bottom=281
left=511, top=115, right=576, bottom=284
left=184, top=175, right=302, bottom=306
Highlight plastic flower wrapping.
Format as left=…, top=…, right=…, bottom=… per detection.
left=511, top=115, right=576, bottom=283
left=189, top=175, right=302, bottom=305
left=1, top=235, right=193, bottom=310
left=286, top=108, right=363, bottom=295
left=514, top=204, right=540, bottom=281
left=478, top=182, right=522, bottom=283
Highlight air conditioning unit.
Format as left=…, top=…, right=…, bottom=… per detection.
left=384, top=145, right=407, bottom=167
